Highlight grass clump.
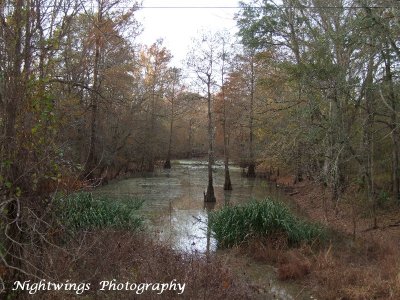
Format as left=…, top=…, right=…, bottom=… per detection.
left=209, top=198, right=325, bottom=248
left=55, top=192, right=143, bottom=231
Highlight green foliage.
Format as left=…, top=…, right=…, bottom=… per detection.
left=209, top=198, right=325, bottom=248
left=237, top=0, right=280, bottom=50
left=55, top=192, right=143, bottom=232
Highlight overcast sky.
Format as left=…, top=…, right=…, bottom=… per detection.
left=135, top=0, right=240, bottom=67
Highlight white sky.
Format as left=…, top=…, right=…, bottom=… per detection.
left=135, top=0, right=240, bottom=67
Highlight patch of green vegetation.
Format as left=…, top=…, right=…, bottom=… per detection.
left=55, top=192, right=143, bottom=231
left=209, top=198, right=325, bottom=248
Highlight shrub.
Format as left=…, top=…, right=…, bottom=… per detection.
left=54, top=192, right=143, bottom=231
left=209, top=198, right=325, bottom=248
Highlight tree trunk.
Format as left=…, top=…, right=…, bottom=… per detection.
left=86, top=4, right=103, bottom=176
left=205, top=75, right=216, bottom=202
left=383, top=50, right=400, bottom=202
left=221, top=42, right=232, bottom=190
left=188, top=119, right=193, bottom=158
left=224, top=161, right=232, bottom=190
left=164, top=116, right=173, bottom=168
left=164, top=82, right=175, bottom=169
left=364, top=53, right=377, bottom=228
left=223, top=111, right=232, bottom=189
left=23, top=0, right=33, bottom=81
left=330, top=86, right=346, bottom=211
left=247, top=53, right=256, bottom=177
left=164, top=159, right=171, bottom=169
left=147, top=85, right=157, bottom=172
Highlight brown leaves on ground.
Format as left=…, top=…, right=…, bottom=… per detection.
left=311, top=237, right=400, bottom=299
left=17, top=230, right=255, bottom=300
left=241, top=178, right=400, bottom=299
left=292, top=182, right=400, bottom=299
left=243, top=233, right=400, bottom=299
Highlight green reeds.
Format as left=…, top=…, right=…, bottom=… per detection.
left=209, top=198, right=325, bottom=248
left=55, top=192, right=143, bottom=231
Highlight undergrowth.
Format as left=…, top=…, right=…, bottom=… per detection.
left=26, top=230, right=255, bottom=299
left=209, top=198, right=325, bottom=248
left=54, top=192, right=143, bottom=231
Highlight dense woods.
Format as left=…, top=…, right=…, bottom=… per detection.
left=235, top=0, right=400, bottom=211
left=1, top=0, right=400, bottom=298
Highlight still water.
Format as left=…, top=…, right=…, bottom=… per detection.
left=96, top=160, right=313, bottom=300
left=97, top=160, right=283, bottom=252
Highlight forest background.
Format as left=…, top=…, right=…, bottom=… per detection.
left=1, top=0, right=400, bottom=298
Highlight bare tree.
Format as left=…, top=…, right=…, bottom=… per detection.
left=187, top=31, right=222, bottom=202
left=217, top=31, right=234, bottom=189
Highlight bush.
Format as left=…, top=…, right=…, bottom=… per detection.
left=55, top=192, right=143, bottom=231
left=209, top=199, right=325, bottom=248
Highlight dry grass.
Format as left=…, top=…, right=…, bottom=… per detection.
left=310, top=236, right=400, bottom=299
left=239, top=233, right=400, bottom=299
left=237, top=178, right=400, bottom=299
left=16, top=230, right=255, bottom=299
left=277, top=249, right=311, bottom=281
left=242, top=235, right=288, bottom=264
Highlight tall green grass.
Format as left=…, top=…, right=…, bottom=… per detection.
left=209, top=199, right=325, bottom=248
left=55, top=192, right=143, bottom=231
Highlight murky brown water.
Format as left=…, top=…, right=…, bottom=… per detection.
left=96, top=160, right=314, bottom=299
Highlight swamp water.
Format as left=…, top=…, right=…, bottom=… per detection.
left=96, top=160, right=314, bottom=299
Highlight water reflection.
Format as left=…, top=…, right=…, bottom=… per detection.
left=96, top=160, right=284, bottom=253
left=202, top=201, right=214, bottom=256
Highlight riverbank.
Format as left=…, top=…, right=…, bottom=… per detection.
left=247, top=172, right=400, bottom=299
